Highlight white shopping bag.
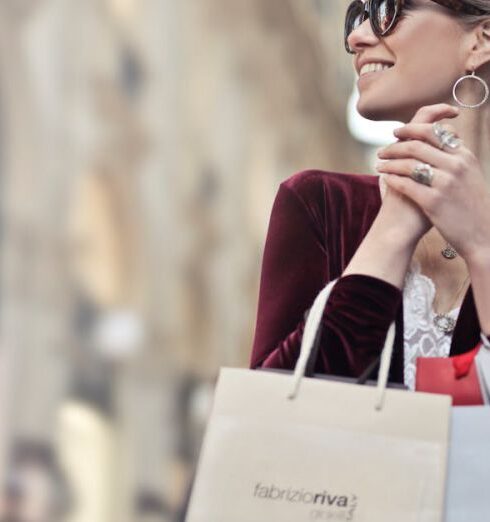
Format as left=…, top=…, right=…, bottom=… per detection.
left=186, top=281, right=451, bottom=522
left=445, top=406, right=490, bottom=521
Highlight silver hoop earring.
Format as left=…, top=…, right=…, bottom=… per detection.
left=452, top=70, right=489, bottom=109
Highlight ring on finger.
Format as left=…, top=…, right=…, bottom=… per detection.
left=410, top=162, right=434, bottom=187
left=432, top=122, right=462, bottom=151
left=440, top=132, right=462, bottom=150
left=433, top=122, right=447, bottom=138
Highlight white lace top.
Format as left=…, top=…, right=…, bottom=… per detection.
left=403, top=261, right=459, bottom=390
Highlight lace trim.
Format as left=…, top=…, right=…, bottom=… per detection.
left=403, top=261, right=458, bottom=390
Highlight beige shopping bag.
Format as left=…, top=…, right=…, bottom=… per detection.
left=186, top=281, right=452, bottom=522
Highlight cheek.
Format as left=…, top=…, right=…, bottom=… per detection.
left=408, top=58, right=458, bottom=98
left=394, top=32, right=462, bottom=94
left=389, top=14, right=464, bottom=76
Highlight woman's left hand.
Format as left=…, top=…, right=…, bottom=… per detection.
left=376, top=117, right=490, bottom=263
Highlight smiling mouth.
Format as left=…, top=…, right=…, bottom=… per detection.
left=358, top=65, right=394, bottom=82
left=359, top=63, right=394, bottom=78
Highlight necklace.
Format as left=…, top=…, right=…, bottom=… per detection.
left=433, top=275, right=470, bottom=335
left=420, top=235, right=469, bottom=335
left=441, top=243, right=458, bottom=260
left=433, top=314, right=457, bottom=334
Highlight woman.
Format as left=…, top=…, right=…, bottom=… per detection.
left=250, top=0, right=490, bottom=390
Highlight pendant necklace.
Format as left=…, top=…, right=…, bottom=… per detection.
left=422, top=236, right=468, bottom=334
left=441, top=243, right=458, bottom=260
left=433, top=275, right=470, bottom=335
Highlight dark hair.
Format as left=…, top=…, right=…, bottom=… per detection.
left=447, top=0, right=490, bottom=28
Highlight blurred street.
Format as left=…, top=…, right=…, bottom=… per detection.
left=0, top=1, right=378, bottom=521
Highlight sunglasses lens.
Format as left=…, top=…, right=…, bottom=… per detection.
left=372, top=0, right=398, bottom=34
left=345, top=2, right=367, bottom=52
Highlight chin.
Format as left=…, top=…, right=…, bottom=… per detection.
left=356, top=99, right=413, bottom=123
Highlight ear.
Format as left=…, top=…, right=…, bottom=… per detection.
left=467, top=19, right=490, bottom=72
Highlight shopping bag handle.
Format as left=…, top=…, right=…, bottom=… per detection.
left=287, top=279, right=396, bottom=411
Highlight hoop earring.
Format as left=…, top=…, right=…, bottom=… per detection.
left=452, top=70, right=489, bottom=109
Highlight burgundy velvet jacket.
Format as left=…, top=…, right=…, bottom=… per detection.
left=250, top=170, right=481, bottom=384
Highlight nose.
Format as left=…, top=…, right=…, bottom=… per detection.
left=347, top=18, right=380, bottom=54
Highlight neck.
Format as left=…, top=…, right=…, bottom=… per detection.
left=413, top=228, right=469, bottom=313
left=414, top=228, right=464, bottom=271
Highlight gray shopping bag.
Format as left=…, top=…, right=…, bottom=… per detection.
left=445, top=406, right=490, bottom=521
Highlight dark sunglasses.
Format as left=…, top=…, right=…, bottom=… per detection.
left=345, top=0, right=486, bottom=53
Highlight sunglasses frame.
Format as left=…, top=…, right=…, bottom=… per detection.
left=345, top=0, right=487, bottom=54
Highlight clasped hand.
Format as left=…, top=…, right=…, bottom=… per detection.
left=375, top=103, right=490, bottom=263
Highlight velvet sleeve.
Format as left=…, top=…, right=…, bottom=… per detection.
left=250, top=176, right=403, bottom=378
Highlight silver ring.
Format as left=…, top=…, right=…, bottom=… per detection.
left=432, top=122, right=462, bottom=151
left=410, top=163, right=434, bottom=187
left=441, top=133, right=462, bottom=150
left=433, top=122, right=446, bottom=138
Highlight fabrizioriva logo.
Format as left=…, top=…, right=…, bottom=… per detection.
left=253, top=483, right=358, bottom=521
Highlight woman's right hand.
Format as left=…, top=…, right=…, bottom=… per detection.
left=375, top=104, right=460, bottom=244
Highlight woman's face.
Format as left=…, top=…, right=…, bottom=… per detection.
left=347, top=0, right=472, bottom=122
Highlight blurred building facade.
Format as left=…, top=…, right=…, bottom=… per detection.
left=0, top=1, right=369, bottom=521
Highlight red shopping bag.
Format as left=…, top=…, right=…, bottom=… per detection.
left=415, top=345, right=484, bottom=405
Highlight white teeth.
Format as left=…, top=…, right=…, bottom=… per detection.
left=360, top=63, right=393, bottom=76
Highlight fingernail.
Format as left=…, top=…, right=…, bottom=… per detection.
left=375, top=161, right=385, bottom=169
left=393, top=128, right=401, bottom=137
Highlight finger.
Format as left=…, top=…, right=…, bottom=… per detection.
left=393, top=122, right=461, bottom=153
left=376, top=159, right=413, bottom=178
left=377, top=140, right=455, bottom=171
left=376, top=159, right=447, bottom=188
left=410, top=103, right=460, bottom=125
left=376, top=159, right=419, bottom=177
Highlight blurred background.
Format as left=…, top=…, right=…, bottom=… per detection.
left=0, top=1, right=398, bottom=521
